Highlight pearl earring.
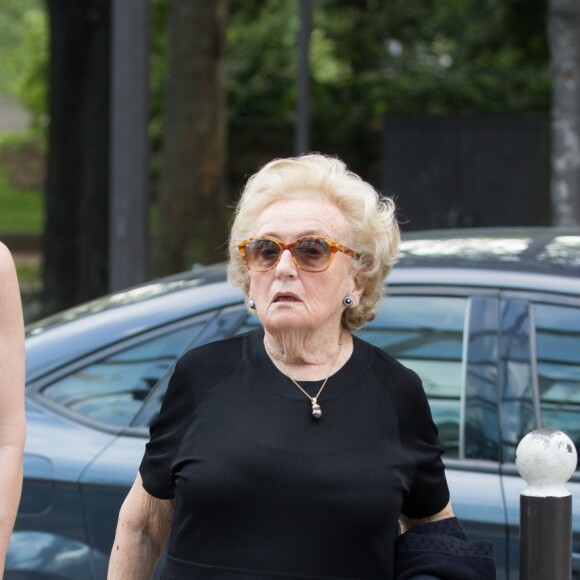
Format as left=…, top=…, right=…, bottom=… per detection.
left=248, top=298, right=256, bottom=309
left=343, top=296, right=354, bottom=307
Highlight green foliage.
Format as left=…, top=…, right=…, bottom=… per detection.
left=0, top=134, right=44, bottom=234
left=306, top=0, right=550, bottom=140
left=1, top=0, right=551, bottom=200
left=223, top=0, right=550, bottom=181
left=15, top=258, right=41, bottom=286
left=149, top=0, right=169, bottom=186
left=0, top=0, right=48, bottom=132
left=227, top=0, right=299, bottom=179
left=228, top=0, right=299, bottom=127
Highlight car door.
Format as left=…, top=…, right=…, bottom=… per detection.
left=77, top=305, right=247, bottom=579
left=7, top=400, right=118, bottom=580
left=498, top=294, right=580, bottom=580
left=10, top=314, right=214, bottom=580
left=356, top=289, right=509, bottom=579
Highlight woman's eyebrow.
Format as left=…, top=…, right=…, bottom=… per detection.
left=256, top=230, right=327, bottom=239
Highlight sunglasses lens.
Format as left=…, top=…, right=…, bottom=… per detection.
left=245, top=239, right=282, bottom=271
left=294, top=238, right=332, bottom=271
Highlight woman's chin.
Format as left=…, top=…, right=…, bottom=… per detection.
left=262, top=311, right=312, bottom=333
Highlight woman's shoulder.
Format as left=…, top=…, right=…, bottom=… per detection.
left=353, top=334, right=421, bottom=386
left=176, top=329, right=255, bottom=373
left=160, top=333, right=254, bottom=410
left=353, top=337, right=434, bottom=428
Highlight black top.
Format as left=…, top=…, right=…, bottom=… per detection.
left=140, top=329, right=449, bottom=579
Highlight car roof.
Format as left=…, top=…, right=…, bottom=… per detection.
left=25, top=227, right=580, bottom=380
left=397, top=227, right=580, bottom=278
left=391, top=226, right=580, bottom=295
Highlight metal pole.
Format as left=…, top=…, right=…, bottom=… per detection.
left=516, top=428, right=577, bottom=580
left=109, top=0, right=150, bottom=292
left=295, top=0, right=311, bottom=155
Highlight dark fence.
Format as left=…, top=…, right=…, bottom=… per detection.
left=382, top=116, right=551, bottom=231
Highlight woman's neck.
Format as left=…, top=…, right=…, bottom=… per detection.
left=263, top=327, right=350, bottom=381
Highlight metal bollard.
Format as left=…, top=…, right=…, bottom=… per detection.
left=516, top=428, right=577, bottom=580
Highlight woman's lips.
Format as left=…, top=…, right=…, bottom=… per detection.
left=273, top=293, right=301, bottom=303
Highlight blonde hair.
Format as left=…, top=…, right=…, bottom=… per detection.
left=228, top=153, right=400, bottom=331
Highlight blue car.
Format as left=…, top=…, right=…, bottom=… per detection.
left=7, top=227, right=580, bottom=579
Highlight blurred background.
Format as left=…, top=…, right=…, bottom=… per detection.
left=0, top=0, right=578, bottom=322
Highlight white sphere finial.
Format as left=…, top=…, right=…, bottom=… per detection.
left=516, top=429, right=577, bottom=497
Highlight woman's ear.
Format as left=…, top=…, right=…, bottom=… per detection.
left=350, top=271, right=365, bottom=306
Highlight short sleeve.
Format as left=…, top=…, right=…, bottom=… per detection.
left=397, top=370, right=450, bottom=519
left=139, top=352, right=196, bottom=499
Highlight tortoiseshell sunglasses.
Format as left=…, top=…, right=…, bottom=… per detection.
left=238, top=236, right=359, bottom=273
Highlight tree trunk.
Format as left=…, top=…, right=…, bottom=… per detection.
left=153, top=0, right=229, bottom=276
left=44, top=0, right=110, bottom=314
left=548, top=0, right=580, bottom=226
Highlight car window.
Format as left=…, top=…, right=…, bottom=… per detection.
left=534, top=303, right=580, bottom=464
left=356, top=295, right=467, bottom=458
left=133, top=306, right=249, bottom=428
left=235, top=314, right=262, bottom=336
left=39, top=322, right=206, bottom=427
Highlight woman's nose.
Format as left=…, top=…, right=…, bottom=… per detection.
left=275, top=249, right=297, bottom=277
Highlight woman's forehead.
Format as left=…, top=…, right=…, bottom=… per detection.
left=252, top=196, right=350, bottom=240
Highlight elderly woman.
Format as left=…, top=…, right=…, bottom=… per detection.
left=109, top=154, right=493, bottom=579
left=0, top=242, right=26, bottom=577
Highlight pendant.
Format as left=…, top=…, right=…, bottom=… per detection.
left=311, top=399, right=322, bottom=420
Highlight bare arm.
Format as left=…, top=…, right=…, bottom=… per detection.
left=0, top=243, right=26, bottom=578
left=108, top=473, right=174, bottom=579
left=399, top=500, right=455, bottom=534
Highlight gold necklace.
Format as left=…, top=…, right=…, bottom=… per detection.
left=274, top=334, right=343, bottom=421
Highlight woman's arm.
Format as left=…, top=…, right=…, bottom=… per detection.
left=108, top=473, right=174, bottom=579
left=0, top=243, right=26, bottom=578
left=399, top=500, right=455, bottom=534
